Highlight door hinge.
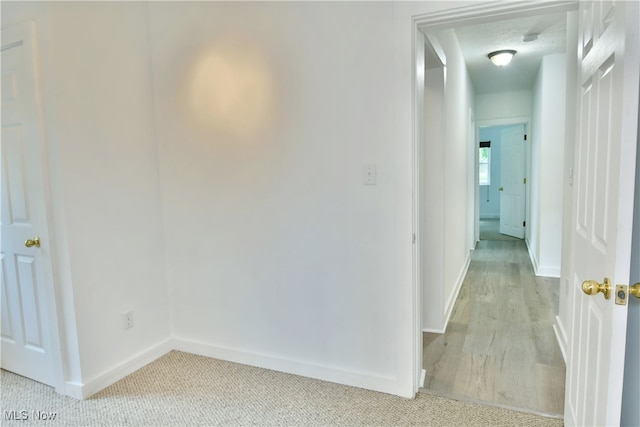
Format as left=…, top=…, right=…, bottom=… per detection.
left=524, top=134, right=527, bottom=141
left=523, top=178, right=527, bottom=184
left=523, top=221, right=526, bottom=227
left=413, top=233, right=416, bottom=244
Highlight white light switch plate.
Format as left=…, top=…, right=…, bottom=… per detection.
left=363, top=164, right=376, bottom=185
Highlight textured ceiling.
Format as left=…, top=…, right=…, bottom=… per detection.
left=452, top=12, right=567, bottom=94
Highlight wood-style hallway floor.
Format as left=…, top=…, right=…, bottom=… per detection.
left=478, top=218, right=522, bottom=242
left=421, top=239, right=565, bottom=417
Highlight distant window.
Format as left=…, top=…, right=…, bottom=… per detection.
left=479, top=141, right=491, bottom=186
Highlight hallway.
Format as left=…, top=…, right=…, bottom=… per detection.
left=421, top=240, right=565, bottom=417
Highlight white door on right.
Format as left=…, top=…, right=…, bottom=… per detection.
left=565, top=1, right=639, bottom=426
left=499, top=124, right=525, bottom=239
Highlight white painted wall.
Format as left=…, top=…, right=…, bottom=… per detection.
left=149, top=1, right=401, bottom=392
left=421, top=29, right=475, bottom=332
left=529, top=54, right=566, bottom=277
left=422, top=61, right=446, bottom=331
left=476, top=90, right=532, bottom=122
left=46, top=2, right=172, bottom=390
left=441, top=29, right=475, bottom=326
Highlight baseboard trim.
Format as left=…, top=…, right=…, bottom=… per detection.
left=553, top=316, right=568, bottom=363
left=70, top=339, right=172, bottom=399
left=535, top=266, right=561, bottom=278
left=443, top=253, right=470, bottom=330
left=526, top=239, right=540, bottom=274
left=423, top=253, right=470, bottom=335
left=62, top=382, right=84, bottom=400
left=172, top=338, right=398, bottom=396
left=525, top=240, right=561, bottom=278
left=62, top=336, right=400, bottom=400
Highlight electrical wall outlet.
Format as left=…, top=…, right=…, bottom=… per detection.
left=123, top=311, right=134, bottom=330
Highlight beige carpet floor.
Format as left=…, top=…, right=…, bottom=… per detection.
left=1, top=351, right=563, bottom=426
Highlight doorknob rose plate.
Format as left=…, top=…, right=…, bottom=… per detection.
left=582, top=278, right=612, bottom=299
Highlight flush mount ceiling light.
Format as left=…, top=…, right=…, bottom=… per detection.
left=488, top=50, right=517, bottom=66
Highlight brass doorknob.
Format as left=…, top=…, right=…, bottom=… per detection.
left=25, top=236, right=41, bottom=248
left=630, top=283, right=640, bottom=298
left=582, top=278, right=612, bottom=299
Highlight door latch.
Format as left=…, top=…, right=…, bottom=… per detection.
left=615, top=284, right=627, bottom=305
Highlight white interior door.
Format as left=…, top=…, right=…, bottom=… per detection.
left=499, top=124, right=525, bottom=238
left=1, top=23, right=56, bottom=386
left=565, top=1, right=639, bottom=426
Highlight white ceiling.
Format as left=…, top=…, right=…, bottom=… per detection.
left=452, top=12, right=567, bottom=94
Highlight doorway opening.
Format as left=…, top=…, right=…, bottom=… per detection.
left=413, top=1, right=575, bottom=417
left=478, top=122, right=528, bottom=242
